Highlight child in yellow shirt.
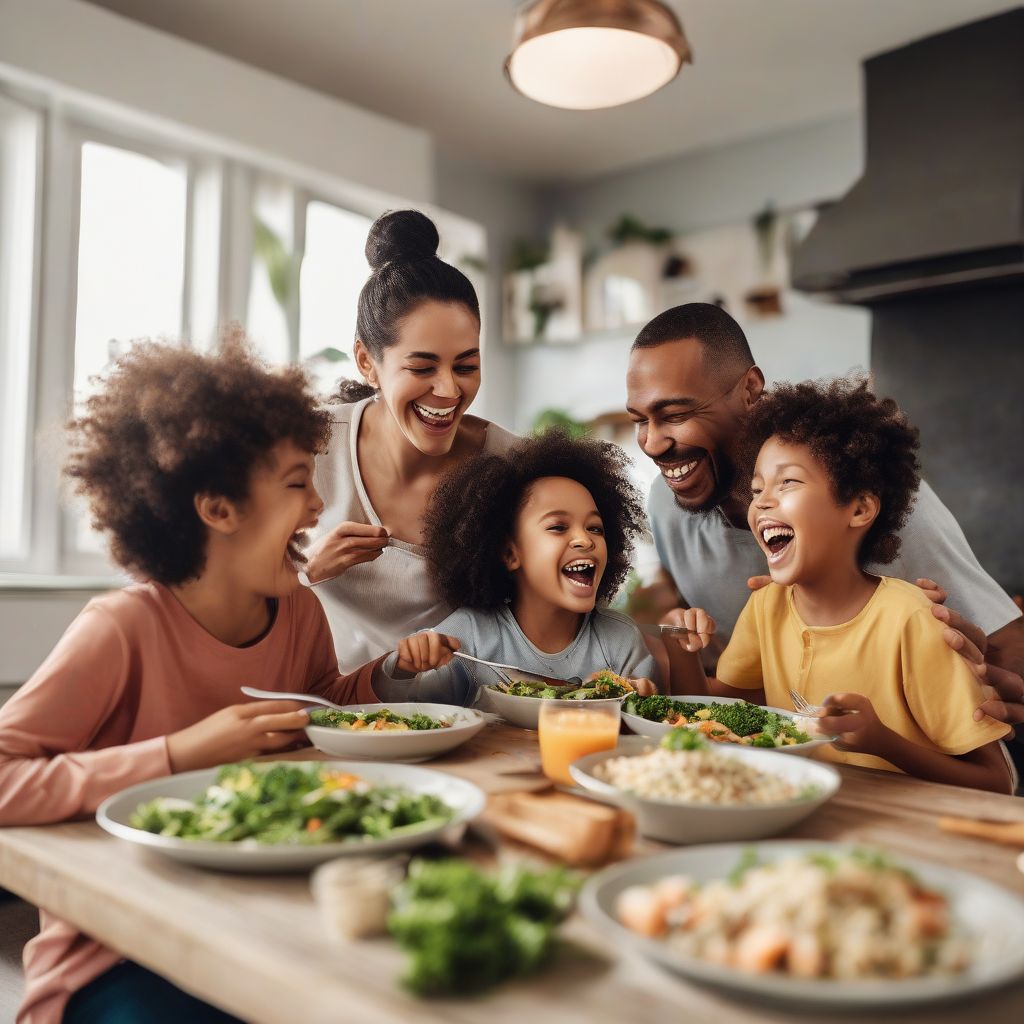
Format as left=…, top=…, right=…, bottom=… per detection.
left=665, top=377, right=1011, bottom=792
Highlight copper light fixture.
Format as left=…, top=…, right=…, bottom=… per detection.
left=505, top=0, right=693, bottom=110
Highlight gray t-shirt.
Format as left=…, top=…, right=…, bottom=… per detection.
left=376, top=605, right=658, bottom=706
left=649, top=476, right=1021, bottom=642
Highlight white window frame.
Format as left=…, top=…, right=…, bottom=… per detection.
left=0, top=76, right=488, bottom=587
left=0, top=86, right=44, bottom=575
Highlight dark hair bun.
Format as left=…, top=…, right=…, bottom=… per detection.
left=365, top=209, right=439, bottom=271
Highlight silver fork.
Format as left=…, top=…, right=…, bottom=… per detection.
left=789, top=689, right=825, bottom=716
left=451, top=651, right=582, bottom=689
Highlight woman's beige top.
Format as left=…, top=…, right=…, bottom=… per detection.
left=313, top=397, right=518, bottom=671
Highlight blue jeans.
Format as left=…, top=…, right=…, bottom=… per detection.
left=63, top=961, right=244, bottom=1023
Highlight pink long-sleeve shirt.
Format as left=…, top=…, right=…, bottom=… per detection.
left=0, top=581, right=380, bottom=1024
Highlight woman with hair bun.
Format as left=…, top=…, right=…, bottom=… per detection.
left=307, top=209, right=518, bottom=670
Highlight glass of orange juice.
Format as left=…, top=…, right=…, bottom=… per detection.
left=538, top=701, right=621, bottom=786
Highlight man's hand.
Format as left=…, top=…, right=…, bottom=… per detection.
left=747, top=575, right=771, bottom=592
left=917, top=579, right=1024, bottom=727
left=815, top=692, right=890, bottom=755
left=660, top=607, right=716, bottom=654
left=395, top=631, right=460, bottom=675
left=627, top=677, right=658, bottom=696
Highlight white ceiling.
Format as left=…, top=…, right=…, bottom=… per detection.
left=84, top=0, right=1019, bottom=183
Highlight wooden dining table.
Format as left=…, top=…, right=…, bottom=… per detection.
left=0, top=723, right=1021, bottom=1024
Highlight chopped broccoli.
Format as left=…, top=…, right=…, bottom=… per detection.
left=660, top=728, right=708, bottom=752
left=388, top=859, right=579, bottom=995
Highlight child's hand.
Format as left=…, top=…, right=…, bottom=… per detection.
left=395, top=631, right=461, bottom=674
left=167, top=700, right=311, bottom=773
left=660, top=607, right=716, bottom=653
left=815, top=692, right=890, bottom=754
left=629, top=677, right=658, bottom=696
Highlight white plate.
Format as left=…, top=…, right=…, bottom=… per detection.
left=483, top=687, right=622, bottom=730
left=581, top=840, right=1024, bottom=1008
left=96, top=761, right=485, bottom=872
left=622, top=693, right=833, bottom=757
left=304, top=702, right=485, bottom=762
left=570, top=736, right=839, bottom=844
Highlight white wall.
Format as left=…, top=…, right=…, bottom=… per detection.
left=0, top=0, right=434, bottom=204
left=512, top=115, right=870, bottom=433
left=433, top=150, right=547, bottom=432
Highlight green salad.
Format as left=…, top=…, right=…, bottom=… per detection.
left=130, top=762, right=453, bottom=845
left=624, top=694, right=812, bottom=747
left=493, top=668, right=634, bottom=701
left=307, top=707, right=451, bottom=731
left=389, top=859, right=579, bottom=995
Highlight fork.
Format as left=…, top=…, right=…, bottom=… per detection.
left=451, top=651, right=582, bottom=689
left=788, top=689, right=825, bottom=717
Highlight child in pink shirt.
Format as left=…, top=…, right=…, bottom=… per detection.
left=0, top=332, right=380, bottom=1024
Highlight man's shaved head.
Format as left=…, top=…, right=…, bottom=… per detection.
left=632, top=303, right=754, bottom=386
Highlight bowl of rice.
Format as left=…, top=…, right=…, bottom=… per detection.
left=569, top=735, right=840, bottom=844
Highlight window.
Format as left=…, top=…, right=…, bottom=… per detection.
left=299, top=200, right=371, bottom=394
left=0, top=79, right=486, bottom=581
left=0, top=94, right=41, bottom=565
left=73, top=141, right=188, bottom=400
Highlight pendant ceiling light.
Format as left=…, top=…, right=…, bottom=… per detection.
left=505, top=0, right=693, bottom=110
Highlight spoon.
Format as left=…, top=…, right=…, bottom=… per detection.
left=240, top=685, right=348, bottom=713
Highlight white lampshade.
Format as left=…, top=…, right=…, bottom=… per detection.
left=505, top=0, right=692, bottom=111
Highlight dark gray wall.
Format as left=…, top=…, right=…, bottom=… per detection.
left=870, top=283, right=1024, bottom=594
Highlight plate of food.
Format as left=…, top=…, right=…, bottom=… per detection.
left=622, top=694, right=833, bottom=756
left=304, top=702, right=485, bottom=762
left=569, top=733, right=839, bottom=844
left=97, top=760, right=485, bottom=871
left=581, top=841, right=1024, bottom=1007
left=484, top=670, right=634, bottom=730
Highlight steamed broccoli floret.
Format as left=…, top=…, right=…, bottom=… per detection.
left=624, top=694, right=680, bottom=720
left=660, top=728, right=708, bottom=752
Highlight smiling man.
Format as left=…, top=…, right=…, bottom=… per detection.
left=626, top=303, right=1024, bottom=728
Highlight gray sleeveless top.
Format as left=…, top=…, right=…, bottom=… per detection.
left=312, top=397, right=518, bottom=671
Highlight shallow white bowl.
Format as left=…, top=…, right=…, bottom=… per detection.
left=483, top=687, right=622, bottom=730
left=622, top=693, right=833, bottom=757
left=97, top=760, right=485, bottom=872
left=304, top=702, right=485, bottom=763
left=569, top=736, right=839, bottom=844
left=581, top=840, right=1024, bottom=1008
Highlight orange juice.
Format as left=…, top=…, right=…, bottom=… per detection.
left=538, top=706, right=620, bottom=786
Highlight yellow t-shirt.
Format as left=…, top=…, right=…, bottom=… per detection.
left=716, top=575, right=1010, bottom=772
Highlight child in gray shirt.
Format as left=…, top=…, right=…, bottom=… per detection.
left=375, top=431, right=658, bottom=704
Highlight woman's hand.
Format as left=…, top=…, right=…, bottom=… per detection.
left=166, top=700, right=310, bottom=773
left=395, top=631, right=461, bottom=675
left=305, top=521, right=389, bottom=583
left=815, top=692, right=891, bottom=755
left=659, top=607, right=716, bottom=654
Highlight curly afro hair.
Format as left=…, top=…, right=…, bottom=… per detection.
left=423, top=429, right=646, bottom=610
left=65, top=326, right=331, bottom=585
left=744, top=377, right=921, bottom=565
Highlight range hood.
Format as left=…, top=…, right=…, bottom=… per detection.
left=792, top=7, right=1024, bottom=303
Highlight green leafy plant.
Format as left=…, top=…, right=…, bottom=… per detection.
left=252, top=218, right=298, bottom=308
left=530, top=409, right=589, bottom=438
left=607, top=214, right=673, bottom=247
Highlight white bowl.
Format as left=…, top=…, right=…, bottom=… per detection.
left=96, top=760, right=485, bottom=872
left=304, top=702, right=485, bottom=763
left=569, top=736, right=839, bottom=844
left=622, top=693, right=833, bottom=757
left=483, top=687, right=622, bottom=730
left=581, top=841, right=1024, bottom=1008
